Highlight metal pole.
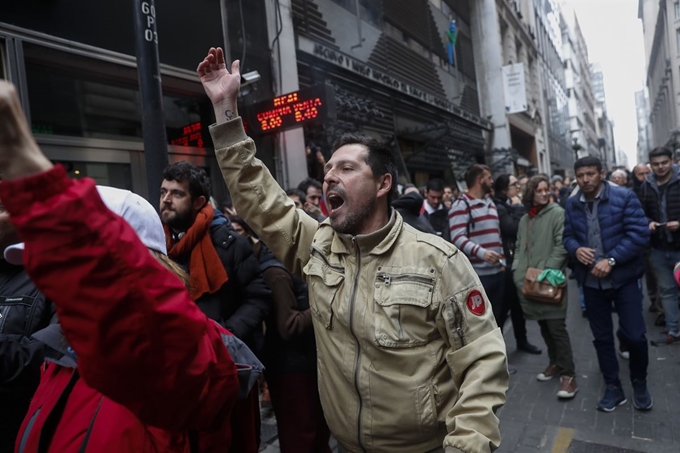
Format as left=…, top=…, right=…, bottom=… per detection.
left=220, top=0, right=232, bottom=63
left=133, top=0, right=168, bottom=205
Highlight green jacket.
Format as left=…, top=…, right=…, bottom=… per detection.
left=512, top=203, right=569, bottom=320
left=209, top=118, right=508, bottom=453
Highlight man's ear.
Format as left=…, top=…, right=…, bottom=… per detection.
left=377, top=174, right=393, bottom=198
left=193, top=195, right=207, bottom=212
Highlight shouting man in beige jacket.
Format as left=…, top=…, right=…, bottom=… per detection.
left=197, top=47, right=508, bottom=453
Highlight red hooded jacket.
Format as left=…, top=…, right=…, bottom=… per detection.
left=1, top=166, right=259, bottom=453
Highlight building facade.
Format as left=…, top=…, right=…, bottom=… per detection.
left=470, top=0, right=550, bottom=176
left=561, top=10, right=598, bottom=160
left=275, top=0, right=491, bottom=189
left=532, top=0, right=573, bottom=175
left=590, top=63, right=617, bottom=169
left=635, top=88, right=653, bottom=164
left=639, top=0, right=680, bottom=154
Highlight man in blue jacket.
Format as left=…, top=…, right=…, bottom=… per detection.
left=563, top=156, right=651, bottom=412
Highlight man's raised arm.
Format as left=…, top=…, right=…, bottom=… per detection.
left=198, top=47, right=318, bottom=276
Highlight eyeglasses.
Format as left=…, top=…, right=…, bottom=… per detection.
left=511, top=181, right=520, bottom=187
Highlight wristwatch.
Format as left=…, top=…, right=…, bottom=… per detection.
left=607, top=257, right=616, bottom=267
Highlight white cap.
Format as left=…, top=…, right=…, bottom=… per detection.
left=3, top=186, right=166, bottom=265
left=4, top=242, right=24, bottom=265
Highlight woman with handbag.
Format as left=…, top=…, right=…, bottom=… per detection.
left=513, top=175, right=577, bottom=400
left=492, top=174, right=542, bottom=355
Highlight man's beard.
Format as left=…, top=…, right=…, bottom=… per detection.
left=330, top=196, right=376, bottom=235
left=482, top=181, right=493, bottom=194
left=162, top=208, right=193, bottom=232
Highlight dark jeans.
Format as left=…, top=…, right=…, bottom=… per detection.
left=538, top=318, right=575, bottom=377
left=495, top=268, right=529, bottom=344
left=644, top=249, right=659, bottom=308
left=583, top=279, right=649, bottom=386
left=267, top=371, right=331, bottom=453
left=479, top=271, right=506, bottom=327
left=650, top=248, right=680, bottom=333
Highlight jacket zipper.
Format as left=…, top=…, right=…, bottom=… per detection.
left=376, top=273, right=435, bottom=286
left=311, top=248, right=345, bottom=272
left=348, top=237, right=365, bottom=452
left=450, top=297, right=467, bottom=348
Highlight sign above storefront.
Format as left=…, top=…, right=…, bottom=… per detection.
left=245, top=84, right=336, bottom=135
left=298, top=36, right=491, bottom=130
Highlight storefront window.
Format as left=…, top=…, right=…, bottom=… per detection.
left=54, top=160, right=133, bottom=190
left=23, top=43, right=212, bottom=147
left=329, top=0, right=382, bottom=28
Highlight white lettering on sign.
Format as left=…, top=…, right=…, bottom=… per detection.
left=141, top=2, right=158, bottom=43
left=297, top=36, right=491, bottom=130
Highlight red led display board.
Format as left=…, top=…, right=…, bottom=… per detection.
left=169, top=121, right=204, bottom=147
left=245, top=85, right=336, bottom=135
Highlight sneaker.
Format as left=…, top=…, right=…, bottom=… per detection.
left=557, top=376, right=578, bottom=399
left=618, top=349, right=630, bottom=360
left=666, top=332, right=680, bottom=344
left=632, top=380, right=653, bottom=411
left=537, top=364, right=559, bottom=381
left=597, top=385, right=627, bottom=412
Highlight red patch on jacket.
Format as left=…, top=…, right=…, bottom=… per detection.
left=466, top=289, right=485, bottom=316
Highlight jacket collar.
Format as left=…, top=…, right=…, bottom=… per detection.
left=578, top=181, right=610, bottom=203
left=330, top=209, right=402, bottom=256
left=533, top=202, right=558, bottom=218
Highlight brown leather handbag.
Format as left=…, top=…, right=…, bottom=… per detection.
left=522, top=267, right=564, bottom=304
left=521, top=219, right=565, bottom=305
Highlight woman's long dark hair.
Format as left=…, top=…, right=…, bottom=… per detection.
left=493, top=174, right=511, bottom=203
left=522, top=174, right=550, bottom=205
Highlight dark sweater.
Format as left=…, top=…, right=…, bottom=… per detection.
left=639, top=166, right=680, bottom=250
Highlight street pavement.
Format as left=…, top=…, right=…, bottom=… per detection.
left=260, top=278, right=680, bottom=453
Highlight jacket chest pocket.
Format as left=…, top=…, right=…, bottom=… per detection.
left=304, top=259, right=345, bottom=330
left=373, top=272, right=435, bottom=348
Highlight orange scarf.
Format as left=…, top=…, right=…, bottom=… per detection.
left=164, top=204, right=228, bottom=300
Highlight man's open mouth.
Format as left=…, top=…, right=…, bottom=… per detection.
left=326, top=192, right=345, bottom=213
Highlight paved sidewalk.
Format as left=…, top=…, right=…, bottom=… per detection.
left=260, top=279, right=680, bottom=453
left=498, top=279, right=680, bottom=453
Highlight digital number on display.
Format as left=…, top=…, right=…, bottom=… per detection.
left=245, top=85, right=336, bottom=135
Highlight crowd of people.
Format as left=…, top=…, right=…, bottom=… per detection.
left=1, top=46, right=680, bottom=453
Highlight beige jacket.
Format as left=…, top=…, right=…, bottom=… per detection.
left=210, top=119, right=508, bottom=453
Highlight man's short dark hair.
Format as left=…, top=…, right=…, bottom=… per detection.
left=574, top=156, right=602, bottom=173
left=649, top=146, right=673, bottom=160
left=297, top=178, right=322, bottom=195
left=464, top=164, right=490, bottom=188
left=163, top=161, right=211, bottom=200
left=285, top=188, right=306, bottom=204
left=331, top=132, right=399, bottom=204
left=426, top=178, right=445, bottom=192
